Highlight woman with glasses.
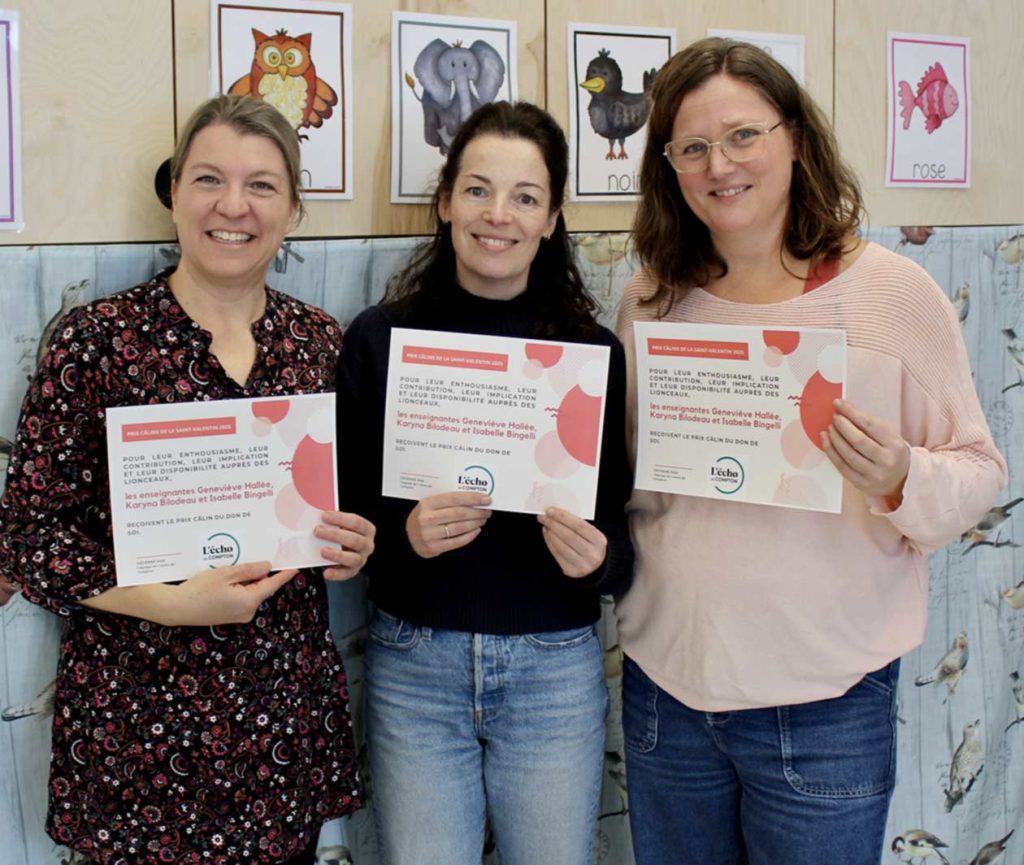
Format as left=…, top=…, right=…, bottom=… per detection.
left=616, top=38, right=1005, bottom=865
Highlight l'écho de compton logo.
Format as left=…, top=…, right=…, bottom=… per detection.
left=201, top=532, right=241, bottom=567
left=456, top=464, right=495, bottom=495
left=710, top=456, right=744, bottom=495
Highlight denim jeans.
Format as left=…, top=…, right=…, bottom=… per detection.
left=622, top=656, right=899, bottom=865
left=365, top=608, right=608, bottom=865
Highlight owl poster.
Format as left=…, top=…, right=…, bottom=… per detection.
left=211, top=0, right=353, bottom=199
left=391, top=11, right=517, bottom=204
left=567, top=23, right=675, bottom=203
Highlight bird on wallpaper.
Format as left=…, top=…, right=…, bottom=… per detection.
left=890, top=829, right=950, bottom=865
left=1002, top=578, right=1024, bottom=610
left=995, top=233, right=1024, bottom=265
left=580, top=49, right=657, bottom=160
left=315, top=845, right=353, bottom=865
left=898, top=62, right=959, bottom=134
left=1005, top=671, right=1024, bottom=732
left=966, top=830, right=1015, bottom=865
left=229, top=28, right=337, bottom=137
left=951, top=280, right=969, bottom=325
left=894, top=226, right=935, bottom=252
left=944, top=718, right=984, bottom=812
left=35, top=279, right=88, bottom=370
left=1, top=678, right=56, bottom=722
left=1001, top=328, right=1024, bottom=393
left=960, top=497, right=1024, bottom=553
left=913, top=631, right=968, bottom=700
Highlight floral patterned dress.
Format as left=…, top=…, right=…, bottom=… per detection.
left=0, top=270, right=360, bottom=864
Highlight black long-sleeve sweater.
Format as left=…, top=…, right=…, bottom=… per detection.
left=337, top=282, right=634, bottom=635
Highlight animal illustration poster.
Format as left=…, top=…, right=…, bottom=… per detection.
left=211, top=0, right=353, bottom=199
left=0, top=10, right=22, bottom=231
left=391, top=11, right=517, bottom=204
left=706, top=28, right=805, bottom=84
left=886, top=33, right=970, bottom=188
left=568, top=23, right=675, bottom=202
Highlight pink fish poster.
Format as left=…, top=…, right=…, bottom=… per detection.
left=886, top=33, right=970, bottom=188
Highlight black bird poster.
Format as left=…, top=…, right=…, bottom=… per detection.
left=568, top=22, right=675, bottom=202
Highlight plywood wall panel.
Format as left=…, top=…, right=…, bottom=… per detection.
left=0, top=0, right=176, bottom=245
left=835, top=0, right=1024, bottom=226
left=547, top=0, right=834, bottom=233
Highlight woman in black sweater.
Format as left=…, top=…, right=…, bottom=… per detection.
left=337, top=101, right=632, bottom=865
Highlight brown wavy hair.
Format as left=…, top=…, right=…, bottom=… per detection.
left=633, top=37, right=864, bottom=306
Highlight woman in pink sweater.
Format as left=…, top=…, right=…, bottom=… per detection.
left=616, top=38, right=1006, bottom=865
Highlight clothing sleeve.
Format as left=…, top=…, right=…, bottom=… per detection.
left=574, top=333, right=635, bottom=597
left=336, top=307, right=417, bottom=545
left=869, top=270, right=1007, bottom=555
left=0, top=310, right=118, bottom=614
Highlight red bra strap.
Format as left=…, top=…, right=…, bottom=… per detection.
left=804, top=257, right=841, bottom=294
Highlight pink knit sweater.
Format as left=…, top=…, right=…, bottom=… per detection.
left=616, top=242, right=1006, bottom=710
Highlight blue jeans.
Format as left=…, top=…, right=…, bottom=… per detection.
left=365, top=608, right=608, bottom=865
left=622, top=656, right=899, bottom=865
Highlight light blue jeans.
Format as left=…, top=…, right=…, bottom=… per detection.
left=623, top=656, right=900, bottom=865
left=365, top=608, right=608, bottom=865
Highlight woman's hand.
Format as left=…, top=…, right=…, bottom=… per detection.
left=405, top=491, right=492, bottom=558
left=821, top=398, right=911, bottom=508
left=537, top=507, right=608, bottom=578
left=316, top=510, right=377, bottom=580
left=170, top=562, right=298, bottom=625
left=80, top=561, right=297, bottom=626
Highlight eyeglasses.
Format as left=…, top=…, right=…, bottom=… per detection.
left=663, top=121, right=785, bottom=174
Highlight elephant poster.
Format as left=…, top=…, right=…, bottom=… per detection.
left=567, top=22, right=675, bottom=203
left=391, top=11, right=517, bottom=204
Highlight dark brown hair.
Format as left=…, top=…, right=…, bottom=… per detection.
left=633, top=37, right=864, bottom=305
left=384, top=101, right=598, bottom=339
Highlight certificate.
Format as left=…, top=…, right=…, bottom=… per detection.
left=383, top=328, right=610, bottom=519
left=634, top=321, right=846, bottom=513
left=106, top=393, right=337, bottom=586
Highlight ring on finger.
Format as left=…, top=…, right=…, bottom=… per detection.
left=444, top=524, right=451, bottom=539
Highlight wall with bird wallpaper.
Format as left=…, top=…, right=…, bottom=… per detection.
left=1, top=225, right=1023, bottom=864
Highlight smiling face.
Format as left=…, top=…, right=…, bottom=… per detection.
left=671, top=73, right=795, bottom=250
left=438, top=134, right=559, bottom=300
left=171, top=123, right=295, bottom=291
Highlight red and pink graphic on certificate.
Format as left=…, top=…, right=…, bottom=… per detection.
left=634, top=321, right=846, bottom=513
left=106, top=393, right=337, bottom=586
left=383, top=328, right=610, bottom=518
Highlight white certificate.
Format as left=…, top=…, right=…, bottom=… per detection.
left=634, top=321, right=846, bottom=513
left=107, top=393, right=337, bottom=586
left=383, top=328, right=610, bottom=519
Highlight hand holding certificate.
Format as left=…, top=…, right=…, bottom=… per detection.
left=106, top=393, right=345, bottom=586
left=634, top=321, right=847, bottom=513
left=383, top=328, right=611, bottom=520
